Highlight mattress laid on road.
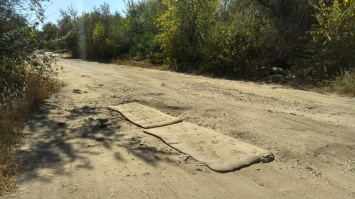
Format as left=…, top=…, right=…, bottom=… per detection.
left=144, top=122, right=274, bottom=172
left=108, top=102, right=182, bottom=129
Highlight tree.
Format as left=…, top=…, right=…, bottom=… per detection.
left=202, top=0, right=287, bottom=76
left=157, top=0, right=219, bottom=69
left=125, top=0, right=166, bottom=64
left=55, top=3, right=130, bottom=60
left=91, top=22, right=108, bottom=58
left=1, top=2, right=58, bottom=191
left=0, top=0, right=55, bottom=92
left=40, top=22, right=59, bottom=50
left=310, top=0, right=355, bottom=78
left=56, top=6, right=79, bottom=57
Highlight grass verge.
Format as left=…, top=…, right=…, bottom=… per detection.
left=112, top=57, right=171, bottom=71
left=0, top=73, right=60, bottom=195
left=112, top=56, right=355, bottom=97
left=332, top=69, right=355, bottom=96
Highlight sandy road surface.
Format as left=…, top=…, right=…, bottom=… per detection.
left=4, top=58, right=355, bottom=198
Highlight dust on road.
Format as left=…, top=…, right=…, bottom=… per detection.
left=4, top=58, right=355, bottom=198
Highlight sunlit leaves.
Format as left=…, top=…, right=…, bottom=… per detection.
left=157, top=0, right=219, bottom=66
left=310, top=0, right=355, bottom=76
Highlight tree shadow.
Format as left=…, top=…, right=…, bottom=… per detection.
left=17, top=104, right=120, bottom=182
left=16, top=102, right=178, bottom=183
left=116, top=135, right=176, bottom=167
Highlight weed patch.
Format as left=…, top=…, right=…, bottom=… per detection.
left=0, top=73, right=60, bottom=195
left=332, top=70, right=355, bottom=96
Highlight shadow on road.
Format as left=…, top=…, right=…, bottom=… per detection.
left=16, top=102, right=176, bottom=183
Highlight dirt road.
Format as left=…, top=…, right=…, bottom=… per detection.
left=4, top=58, right=355, bottom=198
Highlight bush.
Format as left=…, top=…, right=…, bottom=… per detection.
left=202, top=2, right=289, bottom=78
left=0, top=0, right=58, bottom=193
left=0, top=73, right=59, bottom=194
left=333, top=69, right=355, bottom=96
left=309, top=0, right=355, bottom=78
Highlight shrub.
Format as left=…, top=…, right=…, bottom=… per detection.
left=333, top=69, right=355, bottom=96
left=309, top=0, right=355, bottom=78
left=0, top=73, right=59, bottom=194
left=0, top=0, right=58, bottom=193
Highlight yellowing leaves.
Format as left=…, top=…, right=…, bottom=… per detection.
left=344, top=0, right=349, bottom=6
left=92, top=22, right=105, bottom=42
left=157, top=0, right=219, bottom=64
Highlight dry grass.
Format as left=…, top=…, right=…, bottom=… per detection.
left=332, top=69, right=355, bottom=96
left=0, top=73, right=60, bottom=195
left=112, top=57, right=171, bottom=71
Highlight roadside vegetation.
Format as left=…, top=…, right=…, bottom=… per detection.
left=0, top=0, right=354, bottom=194
left=41, top=0, right=354, bottom=94
left=333, top=69, right=355, bottom=96
left=0, top=0, right=59, bottom=194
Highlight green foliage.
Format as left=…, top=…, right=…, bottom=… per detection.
left=158, top=0, right=219, bottom=68
left=0, top=0, right=54, bottom=136
left=1, top=1, right=56, bottom=92
left=0, top=0, right=57, bottom=193
left=55, top=6, right=79, bottom=56
left=39, top=22, right=59, bottom=50
left=54, top=4, right=129, bottom=60
left=204, top=1, right=288, bottom=77
left=310, top=0, right=355, bottom=78
left=125, top=0, right=166, bottom=64
left=91, top=22, right=108, bottom=58
left=49, top=0, right=354, bottom=83
left=0, top=0, right=56, bottom=117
